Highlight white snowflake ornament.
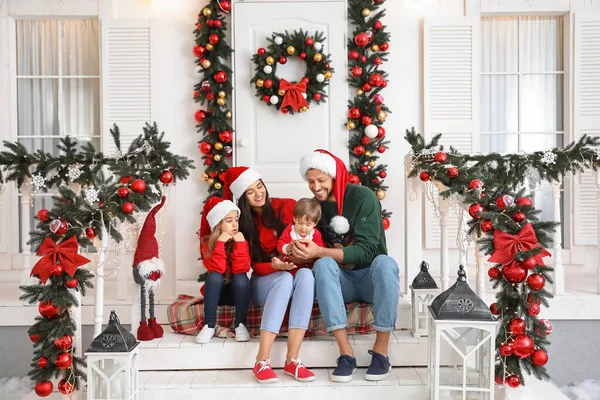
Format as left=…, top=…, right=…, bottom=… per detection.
left=541, top=150, right=557, bottom=165
left=67, top=164, right=83, bottom=181
left=32, top=174, right=46, bottom=191
left=83, top=186, right=99, bottom=204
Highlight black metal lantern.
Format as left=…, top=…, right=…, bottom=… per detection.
left=411, top=261, right=438, bottom=289
left=87, top=310, right=139, bottom=353
left=429, top=265, right=494, bottom=321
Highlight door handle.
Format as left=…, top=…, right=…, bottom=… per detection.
left=238, top=138, right=249, bottom=148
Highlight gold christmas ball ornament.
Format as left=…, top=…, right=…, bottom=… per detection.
left=356, top=89, right=364, bottom=96
left=376, top=189, right=386, bottom=200
left=201, top=171, right=209, bottom=181
left=202, top=59, right=212, bottom=69
left=225, top=111, right=232, bottom=119
left=369, top=161, right=376, bottom=167
left=286, top=46, right=296, bottom=55
left=362, top=8, right=371, bottom=17
left=347, top=121, right=356, bottom=130
left=266, top=56, right=275, bottom=65
left=206, top=43, right=214, bottom=51
left=216, top=98, right=226, bottom=106
left=202, top=7, right=212, bottom=17
left=214, top=142, right=224, bottom=150
left=371, top=44, right=380, bottom=52
left=213, top=154, right=222, bottom=162
left=206, top=178, right=214, bottom=186
left=299, top=106, right=308, bottom=113
left=313, top=53, right=323, bottom=62
left=365, top=151, right=372, bottom=157
left=278, top=89, right=286, bottom=96
left=324, top=71, right=332, bottom=79
left=218, top=91, right=226, bottom=98
left=256, top=79, right=264, bottom=87
left=377, top=110, right=387, bottom=121
left=214, top=182, right=222, bottom=190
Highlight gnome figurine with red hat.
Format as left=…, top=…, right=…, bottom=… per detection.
left=132, top=196, right=166, bottom=341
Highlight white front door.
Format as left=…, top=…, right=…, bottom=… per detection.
left=233, top=0, right=348, bottom=200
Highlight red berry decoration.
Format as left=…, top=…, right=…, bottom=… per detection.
left=527, top=274, right=545, bottom=291
left=313, top=92, right=322, bottom=101
left=349, top=174, right=360, bottom=185
left=531, top=349, right=548, bottom=366
left=468, top=179, right=483, bottom=190
left=199, top=141, right=213, bottom=154
left=35, top=381, right=54, bottom=397
left=380, top=42, right=390, bottom=51
left=38, top=356, right=48, bottom=369
left=54, top=334, right=73, bottom=350
left=209, top=33, right=220, bottom=45
left=513, top=211, right=526, bottom=223
left=50, top=264, right=64, bottom=277
left=481, top=219, right=493, bottom=232
left=361, top=115, right=373, bottom=126
left=419, top=171, right=431, bottom=182
left=369, top=73, right=383, bottom=86
left=488, top=266, right=501, bottom=279
left=352, top=66, right=363, bottom=77
left=521, top=257, right=537, bottom=270
left=194, top=110, right=206, bottom=123
left=506, top=375, right=521, bottom=388
left=348, top=107, right=362, bottom=119
left=434, top=152, right=448, bottom=163
left=159, top=171, right=174, bottom=185
left=377, top=126, right=386, bottom=138
left=468, top=203, right=484, bottom=219
left=305, top=37, right=314, bottom=46
left=496, top=194, right=514, bottom=210
left=65, top=277, right=79, bottom=289
left=508, top=318, right=526, bottom=335
left=279, top=56, right=287, bottom=64
left=58, top=379, right=75, bottom=395
left=446, top=167, right=459, bottom=179
left=117, top=187, right=130, bottom=198
left=512, top=334, right=535, bottom=358
left=528, top=303, right=541, bottom=316
left=122, top=202, right=134, bottom=214
left=502, top=263, right=527, bottom=283
left=379, top=171, right=387, bottom=178
left=299, top=52, right=307, bottom=60
left=516, top=197, right=533, bottom=207
left=55, top=352, right=72, bottom=370
left=490, top=303, right=500, bottom=315
left=257, top=47, right=265, bottom=56
left=193, top=44, right=205, bottom=58
left=219, top=130, right=232, bottom=143
left=39, top=301, right=59, bottom=319
left=361, top=136, right=371, bottom=145
left=373, top=20, right=383, bottom=30
left=382, top=217, right=391, bottom=230
left=354, top=32, right=369, bottom=47
left=37, top=209, right=49, bottom=221
left=29, top=334, right=40, bottom=343
left=131, top=179, right=146, bottom=194
left=348, top=50, right=359, bottom=60
left=213, top=71, right=227, bottom=83
left=540, top=319, right=553, bottom=335
left=499, top=343, right=514, bottom=357
left=354, top=145, right=366, bottom=156
left=377, top=145, right=386, bottom=154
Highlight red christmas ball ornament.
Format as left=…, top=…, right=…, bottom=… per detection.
left=354, top=145, right=366, bottom=156
left=348, top=50, right=360, bottom=60
left=434, top=152, right=448, bottom=163
left=495, top=376, right=505, bottom=385
left=540, top=319, right=553, bottom=335
left=361, top=165, right=369, bottom=173
left=521, top=257, right=537, bottom=270
left=348, top=107, right=362, bottom=119
left=50, top=264, right=64, bottom=277
left=313, top=92, right=322, bottom=101
left=35, top=381, right=54, bottom=397
left=468, top=203, right=484, bottom=219
left=496, top=194, right=514, bottom=210
left=446, top=167, right=459, bottom=178
left=369, top=73, right=383, bottom=86
left=65, top=277, right=79, bottom=289
left=508, top=318, right=526, bottom=335
left=468, top=179, right=483, bottom=190
left=481, top=219, right=494, bottom=232
left=299, top=52, right=307, bottom=60
left=488, top=266, right=501, bottom=279
left=377, top=145, right=386, bottom=153
left=54, top=334, right=73, bottom=350
left=281, top=106, right=290, bottom=114
left=37, top=209, right=49, bottom=221
left=506, top=375, right=521, bottom=388
left=528, top=303, right=541, bottom=316
left=373, top=20, right=383, bottom=30
left=213, top=19, right=222, bottom=28
left=305, top=37, right=315, bottom=46
left=502, top=263, right=527, bottom=283
left=490, top=303, right=500, bottom=315
left=499, top=342, right=514, bottom=357
left=527, top=274, right=545, bottom=291
left=193, top=44, right=205, bottom=58
left=38, top=356, right=48, bottom=369
left=374, top=57, right=383, bottom=65
left=263, top=79, right=273, bottom=89
left=122, top=202, right=134, bottom=214
left=206, top=92, right=215, bottom=101
left=371, top=178, right=380, bottom=186
left=219, top=130, right=233, bottom=143
left=513, top=211, right=526, bottom=223
left=527, top=293, right=541, bottom=305
left=206, top=19, right=214, bottom=28
left=381, top=80, right=388, bottom=88
left=199, top=141, right=213, bottom=154
left=263, top=95, right=271, bottom=103
left=373, top=94, right=384, bottom=105
left=361, top=115, right=373, bottom=126
left=419, top=171, right=431, bottom=182
left=516, top=197, right=533, bottom=207
left=58, top=379, right=75, bottom=395
left=196, top=23, right=202, bottom=30
left=56, top=220, right=69, bottom=236
left=531, top=349, right=548, bottom=366
left=380, top=42, right=390, bottom=52
left=362, top=83, right=373, bottom=93
left=257, top=47, right=265, bottom=56
left=377, top=126, right=386, bottom=138
left=354, top=32, right=369, bottom=47
left=301, top=77, right=310, bottom=85
left=201, top=80, right=211, bottom=92
left=117, top=187, right=130, bottom=198
left=39, top=301, right=59, bottom=319
left=159, top=171, right=174, bottom=185
left=29, top=334, right=40, bottom=343
left=361, top=136, right=371, bottom=146
left=352, top=66, right=363, bottom=77
left=512, top=334, right=535, bottom=358
left=213, top=71, right=227, bottom=83
left=349, top=174, right=360, bottom=185
left=379, top=171, right=387, bottom=179
left=209, top=33, right=220, bottom=45
left=218, top=0, right=232, bottom=13
left=55, top=352, right=72, bottom=370
left=194, top=110, right=206, bottom=123
left=382, top=217, right=390, bottom=230
left=131, top=179, right=146, bottom=194
left=193, top=90, right=200, bottom=99
left=279, top=56, right=287, bottom=64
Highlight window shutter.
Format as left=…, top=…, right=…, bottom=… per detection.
left=573, top=13, right=600, bottom=246
left=423, top=17, right=481, bottom=249
left=101, top=19, right=155, bottom=154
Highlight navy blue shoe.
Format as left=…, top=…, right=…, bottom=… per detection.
left=365, top=350, right=391, bottom=381
left=331, top=355, right=357, bottom=382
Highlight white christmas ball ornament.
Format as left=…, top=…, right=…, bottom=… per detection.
left=263, top=65, right=273, bottom=74
left=364, top=124, right=378, bottom=139
left=274, top=36, right=283, bottom=45
left=316, top=74, right=325, bottom=83
left=313, top=42, right=323, bottom=51
left=270, top=95, right=279, bottom=105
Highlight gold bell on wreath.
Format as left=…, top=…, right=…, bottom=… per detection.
left=266, top=56, right=275, bottom=65
left=206, top=43, right=214, bottom=51
left=299, top=106, right=309, bottom=113
left=287, top=46, right=296, bottom=55
left=324, top=71, right=332, bottom=79
left=214, top=154, right=222, bottom=162
left=214, top=182, right=222, bottom=190
left=256, top=79, right=264, bottom=87
left=278, top=89, right=286, bottom=96
left=313, top=53, right=323, bottom=62
left=203, top=7, right=212, bottom=17
left=216, top=98, right=226, bottom=106
left=214, top=142, right=224, bottom=150
left=376, top=189, right=386, bottom=200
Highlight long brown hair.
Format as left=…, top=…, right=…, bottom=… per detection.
left=200, top=221, right=234, bottom=260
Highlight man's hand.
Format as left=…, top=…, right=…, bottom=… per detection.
left=232, top=232, right=245, bottom=242
left=217, top=232, right=232, bottom=242
left=288, top=239, right=321, bottom=264
left=271, top=257, right=296, bottom=271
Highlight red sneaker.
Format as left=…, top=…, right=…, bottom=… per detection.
left=284, top=358, right=315, bottom=382
left=253, top=360, right=278, bottom=384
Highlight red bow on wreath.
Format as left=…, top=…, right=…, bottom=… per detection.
left=488, top=223, right=551, bottom=266
left=280, top=78, right=309, bottom=112
left=31, top=236, right=91, bottom=284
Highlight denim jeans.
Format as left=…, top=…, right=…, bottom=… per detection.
left=250, top=268, right=315, bottom=334
left=204, top=272, right=250, bottom=328
left=313, top=255, right=400, bottom=332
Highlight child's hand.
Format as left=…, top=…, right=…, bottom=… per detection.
left=271, top=257, right=296, bottom=271
left=217, top=232, right=233, bottom=242
left=232, top=232, right=245, bottom=242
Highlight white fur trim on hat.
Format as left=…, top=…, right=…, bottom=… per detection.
left=230, top=168, right=262, bottom=201
left=207, top=200, right=240, bottom=230
left=299, top=152, right=337, bottom=181
left=330, top=215, right=350, bottom=235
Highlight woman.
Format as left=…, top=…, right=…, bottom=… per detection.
left=223, top=166, right=315, bottom=384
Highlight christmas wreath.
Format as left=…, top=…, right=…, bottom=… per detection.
left=250, top=30, right=334, bottom=114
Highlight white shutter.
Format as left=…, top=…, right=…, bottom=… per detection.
left=423, top=17, right=480, bottom=249
left=101, top=19, right=155, bottom=154
left=573, top=13, right=600, bottom=246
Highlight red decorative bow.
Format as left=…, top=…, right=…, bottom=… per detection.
left=280, top=78, right=309, bottom=112
left=31, top=236, right=91, bottom=284
left=488, top=223, right=551, bottom=266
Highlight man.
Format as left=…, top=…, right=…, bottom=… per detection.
left=288, top=149, right=400, bottom=382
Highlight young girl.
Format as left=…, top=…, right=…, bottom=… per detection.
left=196, top=196, right=251, bottom=344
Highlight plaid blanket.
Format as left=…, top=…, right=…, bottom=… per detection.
left=167, top=294, right=375, bottom=338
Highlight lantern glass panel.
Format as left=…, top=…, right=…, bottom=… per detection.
left=90, top=358, right=129, bottom=399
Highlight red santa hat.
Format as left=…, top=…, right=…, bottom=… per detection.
left=223, top=166, right=262, bottom=202
left=299, top=149, right=350, bottom=234
left=133, top=196, right=167, bottom=285
left=199, top=196, right=241, bottom=240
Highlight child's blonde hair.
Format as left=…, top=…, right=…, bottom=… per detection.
left=201, top=219, right=234, bottom=259
left=294, top=198, right=321, bottom=224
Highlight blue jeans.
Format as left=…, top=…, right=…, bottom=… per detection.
left=204, top=272, right=250, bottom=328
left=313, top=255, right=400, bottom=332
left=250, top=268, right=315, bottom=334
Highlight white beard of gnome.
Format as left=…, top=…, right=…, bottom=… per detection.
left=132, top=196, right=166, bottom=341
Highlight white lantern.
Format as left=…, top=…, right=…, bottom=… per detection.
left=274, top=36, right=283, bottom=45
left=427, top=266, right=498, bottom=400
left=313, top=42, right=323, bottom=51
left=410, top=261, right=440, bottom=338
left=86, top=311, right=140, bottom=400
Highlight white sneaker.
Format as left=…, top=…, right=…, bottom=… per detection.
left=235, top=323, right=251, bottom=342
left=195, top=325, right=215, bottom=344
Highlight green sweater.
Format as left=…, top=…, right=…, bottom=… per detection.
left=318, top=184, right=388, bottom=269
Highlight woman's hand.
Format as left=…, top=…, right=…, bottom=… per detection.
left=232, top=232, right=245, bottom=242
left=288, top=239, right=320, bottom=264
left=217, top=232, right=233, bottom=242
left=271, top=257, right=296, bottom=271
